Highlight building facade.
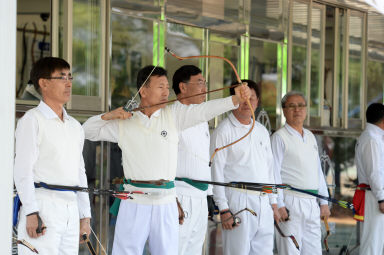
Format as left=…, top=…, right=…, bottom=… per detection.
left=7, top=0, right=384, bottom=254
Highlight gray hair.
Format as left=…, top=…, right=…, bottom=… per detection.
left=281, top=91, right=307, bottom=108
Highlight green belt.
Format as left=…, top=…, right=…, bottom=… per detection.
left=109, top=179, right=175, bottom=217
left=304, top=189, right=318, bottom=195
left=125, top=179, right=175, bottom=189
left=175, top=177, right=209, bottom=191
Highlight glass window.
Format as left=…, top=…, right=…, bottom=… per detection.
left=110, top=13, right=153, bottom=109
left=348, top=11, right=363, bottom=124
left=310, top=6, right=324, bottom=121
left=249, top=39, right=279, bottom=131
left=165, top=22, right=204, bottom=98
left=249, top=0, right=284, bottom=41
left=72, top=0, right=102, bottom=96
left=291, top=1, right=308, bottom=95
left=367, top=60, right=384, bottom=105
left=15, top=0, right=51, bottom=102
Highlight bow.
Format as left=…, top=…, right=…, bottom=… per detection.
left=14, top=238, right=39, bottom=254
left=82, top=233, right=97, bottom=255
left=211, top=208, right=257, bottom=226
left=274, top=221, right=300, bottom=250
left=164, top=47, right=255, bottom=166
left=322, top=217, right=330, bottom=253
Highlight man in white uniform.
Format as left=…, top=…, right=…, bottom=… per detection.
left=82, top=65, right=250, bottom=255
left=211, top=80, right=280, bottom=255
left=355, top=103, right=384, bottom=255
left=14, top=57, right=91, bottom=254
left=271, top=91, right=330, bottom=255
left=172, top=65, right=212, bottom=255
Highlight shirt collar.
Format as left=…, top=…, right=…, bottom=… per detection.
left=229, top=112, right=252, bottom=128
left=37, top=101, right=70, bottom=120
left=366, top=123, right=384, bottom=137
left=135, top=107, right=161, bottom=119
left=284, top=123, right=307, bottom=139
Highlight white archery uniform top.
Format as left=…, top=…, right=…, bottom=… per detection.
left=271, top=124, right=328, bottom=208
left=174, top=101, right=212, bottom=197
left=83, top=97, right=237, bottom=204
left=355, top=123, right=384, bottom=201
left=211, top=113, right=277, bottom=211
left=14, top=101, right=91, bottom=218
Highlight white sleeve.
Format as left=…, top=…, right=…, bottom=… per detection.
left=317, top=158, right=330, bottom=205
left=13, top=113, right=40, bottom=216
left=210, top=127, right=230, bottom=211
left=82, top=114, right=119, bottom=143
left=172, top=97, right=237, bottom=132
left=270, top=132, right=285, bottom=208
left=77, top=129, right=92, bottom=218
left=363, top=139, right=384, bottom=201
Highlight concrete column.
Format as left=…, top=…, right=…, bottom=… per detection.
left=0, top=0, right=16, bottom=253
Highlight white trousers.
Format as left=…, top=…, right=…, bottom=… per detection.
left=112, top=200, right=179, bottom=255
left=275, top=194, right=321, bottom=255
left=222, top=189, right=274, bottom=255
left=177, top=194, right=208, bottom=255
left=360, top=190, right=384, bottom=255
left=17, top=191, right=79, bottom=255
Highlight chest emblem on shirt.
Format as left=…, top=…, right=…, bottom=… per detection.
left=161, top=130, right=167, bottom=137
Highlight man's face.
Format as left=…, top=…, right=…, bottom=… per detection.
left=282, top=95, right=307, bottom=126
left=180, top=73, right=207, bottom=104
left=233, top=88, right=258, bottom=120
left=40, top=69, right=72, bottom=105
left=140, top=75, right=170, bottom=107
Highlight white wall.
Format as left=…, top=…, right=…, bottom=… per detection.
left=0, top=0, right=16, bottom=253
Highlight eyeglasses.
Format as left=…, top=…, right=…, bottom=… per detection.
left=187, top=81, right=207, bottom=87
left=284, top=103, right=307, bottom=110
left=46, top=76, right=73, bottom=81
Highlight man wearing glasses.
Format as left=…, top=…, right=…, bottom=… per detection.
left=271, top=91, right=330, bottom=255
left=172, top=65, right=212, bottom=255
left=14, top=57, right=91, bottom=254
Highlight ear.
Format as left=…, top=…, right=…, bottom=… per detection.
left=179, top=82, right=187, bottom=94
left=139, top=86, right=147, bottom=98
left=38, top=78, right=48, bottom=92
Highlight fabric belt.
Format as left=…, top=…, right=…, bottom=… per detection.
left=284, top=189, right=319, bottom=198
left=175, top=177, right=209, bottom=191
left=34, top=182, right=77, bottom=192
left=125, top=179, right=175, bottom=189
left=353, top=183, right=370, bottom=222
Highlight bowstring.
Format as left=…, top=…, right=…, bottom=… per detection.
left=90, top=226, right=108, bottom=255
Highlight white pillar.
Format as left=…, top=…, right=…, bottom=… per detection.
left=0, top=0, right=16, bottom=253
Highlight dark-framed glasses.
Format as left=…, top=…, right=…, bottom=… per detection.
left=284, top=103, right=307, bottom=110
left=46, top=75, right=73, bottom=81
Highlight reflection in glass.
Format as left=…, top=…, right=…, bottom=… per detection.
left=310, top=7, right=322, bottom=118
left=166, top=22, right=204, bottom=99
left=110, top=14, right=153, bottom=109
left=16, top=0, right=51, bottom=101
left=367, top=60, right=384, bottom=105
left=249, top=40, right=278, bottom=130
left=315, top=135, right=358, bottom=251
left=291, top=1, right=308, bottom=95
left=348, top=13, right=363, bottom=120
left=72, top=0, right=101, bottom=96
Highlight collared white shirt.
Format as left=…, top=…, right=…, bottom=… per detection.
left=174, top=101, right=212, bottom=197
left=211, top=113, right=277, bottom=211
left=14, top=101, right=91, bottom=218
left=271, top=124, right=328, bottom=208
left=83, top=96, right=236, bottom=143
left=355, top=123, right=384, bottom=201
left=83, top=97, right=237, bottom=204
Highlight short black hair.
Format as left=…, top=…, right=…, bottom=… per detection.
left=30, top=57, right=70, bottom=91
left=172, top=65, right=202, bottom=95
left=366, top=103, right=384, bottom=124
left=136, top=65, right=167, bottom=91
left=230, top=79, right=260, bottom=99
